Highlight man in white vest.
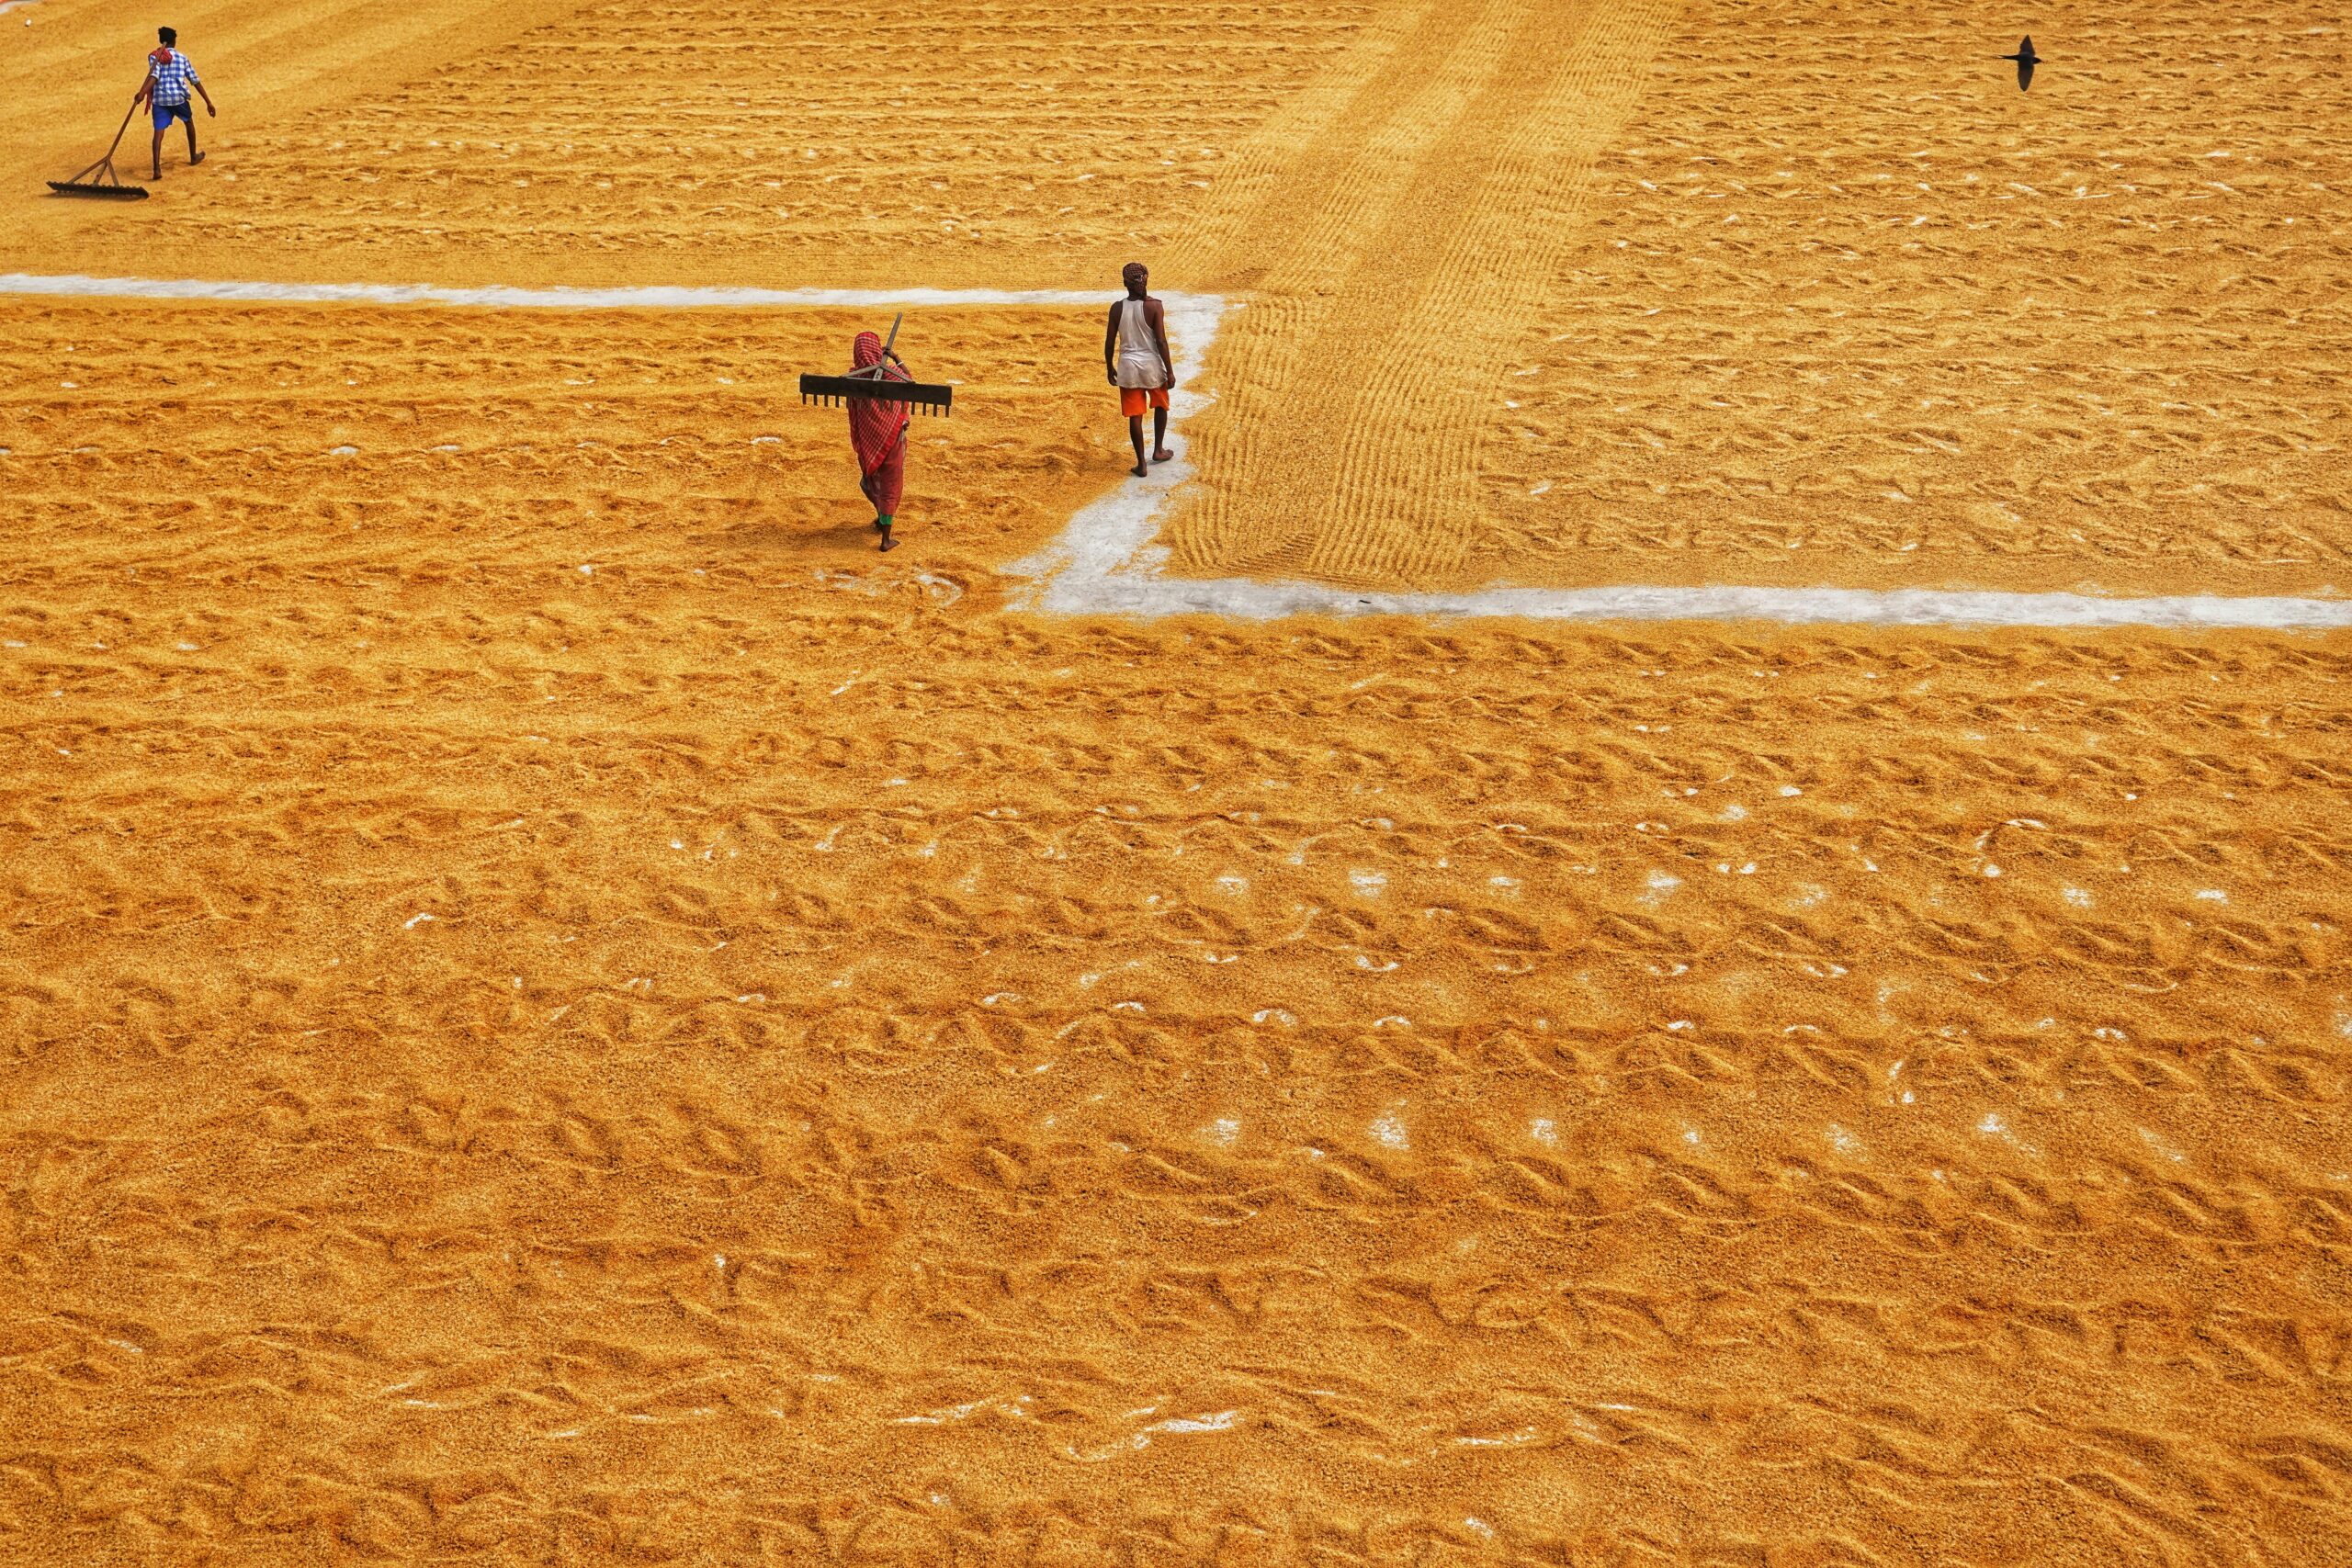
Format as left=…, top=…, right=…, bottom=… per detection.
left=1103, top=262, right=1175, bottom=479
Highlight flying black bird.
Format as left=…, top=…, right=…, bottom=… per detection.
left=2001, top=35, right=2041, bottom=91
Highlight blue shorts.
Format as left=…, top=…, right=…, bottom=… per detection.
left=152, top=98, right=193, bottom=130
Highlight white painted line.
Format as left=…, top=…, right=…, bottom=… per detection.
left=1031, top=571, right=2352, bottom=630
left=6, top=271, right=2345, bottom=629
left=0, top=271, right=1110, bottom=310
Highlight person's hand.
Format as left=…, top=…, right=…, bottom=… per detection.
left=1106, top=367, right=1118, bottom=385
left=205, top=103, right=216, bottom=118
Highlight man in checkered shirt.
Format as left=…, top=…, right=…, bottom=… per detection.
left=132, top=26, right=216, bottom=181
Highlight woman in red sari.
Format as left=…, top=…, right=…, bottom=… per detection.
left=847, top=329, right=913, bottom=552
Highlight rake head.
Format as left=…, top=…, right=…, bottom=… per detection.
left=48, top=178, right=149, bottom=199
left=799, top=373, right=953, bottom=416
left=51, top=104, right=153, bottom=200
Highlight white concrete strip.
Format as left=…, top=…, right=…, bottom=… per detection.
left=1029, top=571, right=2352, bottom=630
left=0, top=271, right=1112, bottom=310
left=6, top=270, right=2345, bottom=630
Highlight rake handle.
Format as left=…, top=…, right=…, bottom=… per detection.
left=62, top=100, right=145, bottom=185
left=848, top=311, right=906, bottom=381
left=104, top=98, right=140, bottom=159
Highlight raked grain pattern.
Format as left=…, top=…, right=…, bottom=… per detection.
left=1167, top=0, right=2352, bottom=604
left=1170, top=0, right=1684, bottom=586
left=0, top=1, right=1377, bottom=292
left=6, top=299, right=2352, bottom=1566
left=1466, top=0, right=2352, bottom=601
left=7, top=579, right=2352, bottom=1564
left=3, top=3, right=2351, bottom=1563
left=1467, top=0, right=2352, bottom=602
left=0, top=299, right=1122, bottom=576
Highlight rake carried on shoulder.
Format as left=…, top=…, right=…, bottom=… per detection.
left=798, top=313, right=954, bottom=416
left=48, top=102, right=150, bottom=199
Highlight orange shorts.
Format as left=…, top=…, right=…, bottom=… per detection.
left=1121, top=386, right=1170, bottom=419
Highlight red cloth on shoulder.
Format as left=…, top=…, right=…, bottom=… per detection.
left=847, top=330, right=911, bottom=514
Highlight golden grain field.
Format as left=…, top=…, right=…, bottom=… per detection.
left=2, top=1, right=2348, bottom=1564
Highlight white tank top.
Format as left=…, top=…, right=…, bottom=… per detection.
left=1115, top=299, right=1165, bottom=389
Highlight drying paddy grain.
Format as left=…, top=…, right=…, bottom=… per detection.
left=1, top=1, right=2346, bottom=1563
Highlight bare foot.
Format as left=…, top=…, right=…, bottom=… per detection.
left=1151, top=447, right=1174, bottom=464
left=1130, top=462, right=1148, bottom=479
left=191, top=152, right=206, bottom=166
left=878, top=536, right=899, bottom=552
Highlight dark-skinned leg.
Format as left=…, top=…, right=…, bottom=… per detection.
left=872, top=449, right=904, bottom=549
left=187, top=116, right=203, bottom=167
left=151, top=125, right=165, bottom=179
left=1127, top=414, right=1148, bottom=478
left=1151, top=405, right=1172, bottom=463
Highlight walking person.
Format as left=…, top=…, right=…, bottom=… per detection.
left=1105, top=262, right=1175, bottom=478
left=846, top=329, right=913, bottom=552
left=133, top=27, right=215, bottom=180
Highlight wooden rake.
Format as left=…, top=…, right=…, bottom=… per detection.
left=798, top=312, right=954, bottom=415
left=48, top=102, right=150, bottom=199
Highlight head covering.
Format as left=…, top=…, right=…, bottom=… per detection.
left=847, top=330, right=912, bottom=482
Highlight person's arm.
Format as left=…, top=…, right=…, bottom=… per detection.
left=133, top=65, right=156, bottom=106
left=1149, top=300, right=1174, bottom=388
left=191, top=63, right=216, bottom=116
left=1105, top=301, right=1122, bottom=384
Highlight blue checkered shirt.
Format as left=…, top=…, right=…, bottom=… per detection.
left=149, top=50, right=200, bottom=107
